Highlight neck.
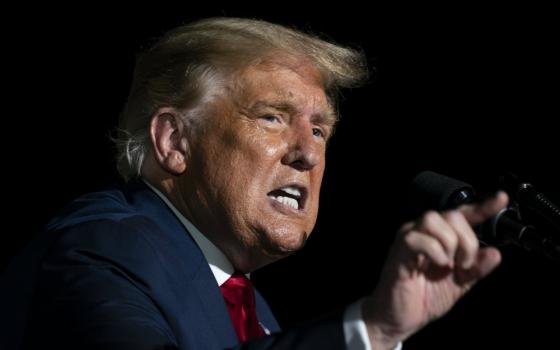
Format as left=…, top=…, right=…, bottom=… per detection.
left=142, top=174, right=272, bottom=273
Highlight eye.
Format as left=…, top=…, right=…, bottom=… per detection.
left=260, top=115, right=281, bottom=123
left=312, top=127, right=325, bottom=138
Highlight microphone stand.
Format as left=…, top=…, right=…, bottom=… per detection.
left=485, top=207, right=560, bottom=261
left=501, top=172, right=560, bottom=232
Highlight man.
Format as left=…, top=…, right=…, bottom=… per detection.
left=0, top=17, right=508, bottom=349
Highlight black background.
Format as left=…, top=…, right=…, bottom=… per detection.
left=2, top=5, right=559, bottom=349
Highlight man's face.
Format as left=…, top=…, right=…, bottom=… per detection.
left=181, top=62, right=335, bottom=270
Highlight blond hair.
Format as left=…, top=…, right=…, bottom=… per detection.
left=115, top=17, right=368, bottom=180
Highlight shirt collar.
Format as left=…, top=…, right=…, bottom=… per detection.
left=142, top=179, right=234, bottom=286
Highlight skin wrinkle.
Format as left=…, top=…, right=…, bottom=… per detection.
left=165, top=62, right=333, bottom=273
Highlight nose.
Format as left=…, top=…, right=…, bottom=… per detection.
left=281, top=120, right=322, bottom=171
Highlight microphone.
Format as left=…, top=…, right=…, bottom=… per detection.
left=408, top=171, right=560, bottom=260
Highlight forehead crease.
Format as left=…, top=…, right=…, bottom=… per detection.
left=255, top=89, right=333, bottom=112
left=250, top=100, right=297, bottom=113
left=238, top=65, right=335, bottom=118
left=250, top=97, right=336, bottom=125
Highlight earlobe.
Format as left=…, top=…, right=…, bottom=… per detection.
left=149, top=107, right=190, bottom=175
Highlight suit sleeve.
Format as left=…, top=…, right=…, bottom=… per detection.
left=233, top=313, right=346, bottom=350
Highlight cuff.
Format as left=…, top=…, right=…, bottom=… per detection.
left=343, top=298, right=402, bottom=350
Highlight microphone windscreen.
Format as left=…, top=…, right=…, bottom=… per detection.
left=405, top=171, right=475, bottom=219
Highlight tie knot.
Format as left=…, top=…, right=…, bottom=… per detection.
left=225, top=272, right=250, bottom=285
left=221, top=273, right=253, bottom=304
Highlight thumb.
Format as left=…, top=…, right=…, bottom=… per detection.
left=456, top=247, right=502, bottom=285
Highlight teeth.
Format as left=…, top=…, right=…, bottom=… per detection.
left=280, top=186, right=301, bottom=198
left=272, top=196, right=299, bottom=210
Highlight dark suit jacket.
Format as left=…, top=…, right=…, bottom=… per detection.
left=1, top=180, right=345, bottom=349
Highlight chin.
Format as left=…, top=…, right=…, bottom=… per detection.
left=236, top=227, right=309, bottom=272
left=258, top=226, right=309, bottom=258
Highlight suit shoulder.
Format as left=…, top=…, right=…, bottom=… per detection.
left=41, top=183, right=179, bottom=272
left=46, top=185, right=138, bottom=231
left=43, top=217, right=168, bottom=271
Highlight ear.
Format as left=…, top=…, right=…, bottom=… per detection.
left=149, top=107, right=190, bottom=175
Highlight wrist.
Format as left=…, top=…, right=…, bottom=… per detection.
left=361, top=297, right=403, bottom=350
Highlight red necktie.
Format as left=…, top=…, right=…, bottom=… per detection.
left=220, top=272, right=265, bottom=342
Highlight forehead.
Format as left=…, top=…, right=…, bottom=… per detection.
left=231, top=63, right=335, bottom=117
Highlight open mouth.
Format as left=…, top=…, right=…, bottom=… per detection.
left=267, top=185, right=307, bottom=211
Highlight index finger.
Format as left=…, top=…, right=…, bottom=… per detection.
left=459, top=191, right=509, bottom=226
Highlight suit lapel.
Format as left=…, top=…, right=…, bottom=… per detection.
left=255, top=289, right=281, bottom=334
left=127, top=180, right=239, bottom=348
left=192, top=269, right=239, bottom=347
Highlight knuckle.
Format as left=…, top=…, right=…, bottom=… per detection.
left=403, top=231, right=418, bottom=246
left=444, top=209, right=464, bottom=223
left=421, top=210, right=440, bottom=226
left=446, top=231, right=459, bottom=247
left=398, top=221, right=415, bottom=235
left=403, top=232, right=415, bottom=247
left=404, top=231, right=439, bottom=255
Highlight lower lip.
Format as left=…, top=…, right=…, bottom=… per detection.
left=267, top=196, right=305, bottom=216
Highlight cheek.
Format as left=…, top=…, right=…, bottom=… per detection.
left=215, top=131, right=283, bottom=198
left=243, top=126, right=286, bottom=159
left=225, top=131, right=286, bottom=182
left=311, top=162, right=326, bottom=191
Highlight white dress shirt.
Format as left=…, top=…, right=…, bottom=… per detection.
left=144, top=180, right=401, bottom=350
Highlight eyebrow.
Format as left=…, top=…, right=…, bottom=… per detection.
left=249, top=100, right=338, bottom=126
